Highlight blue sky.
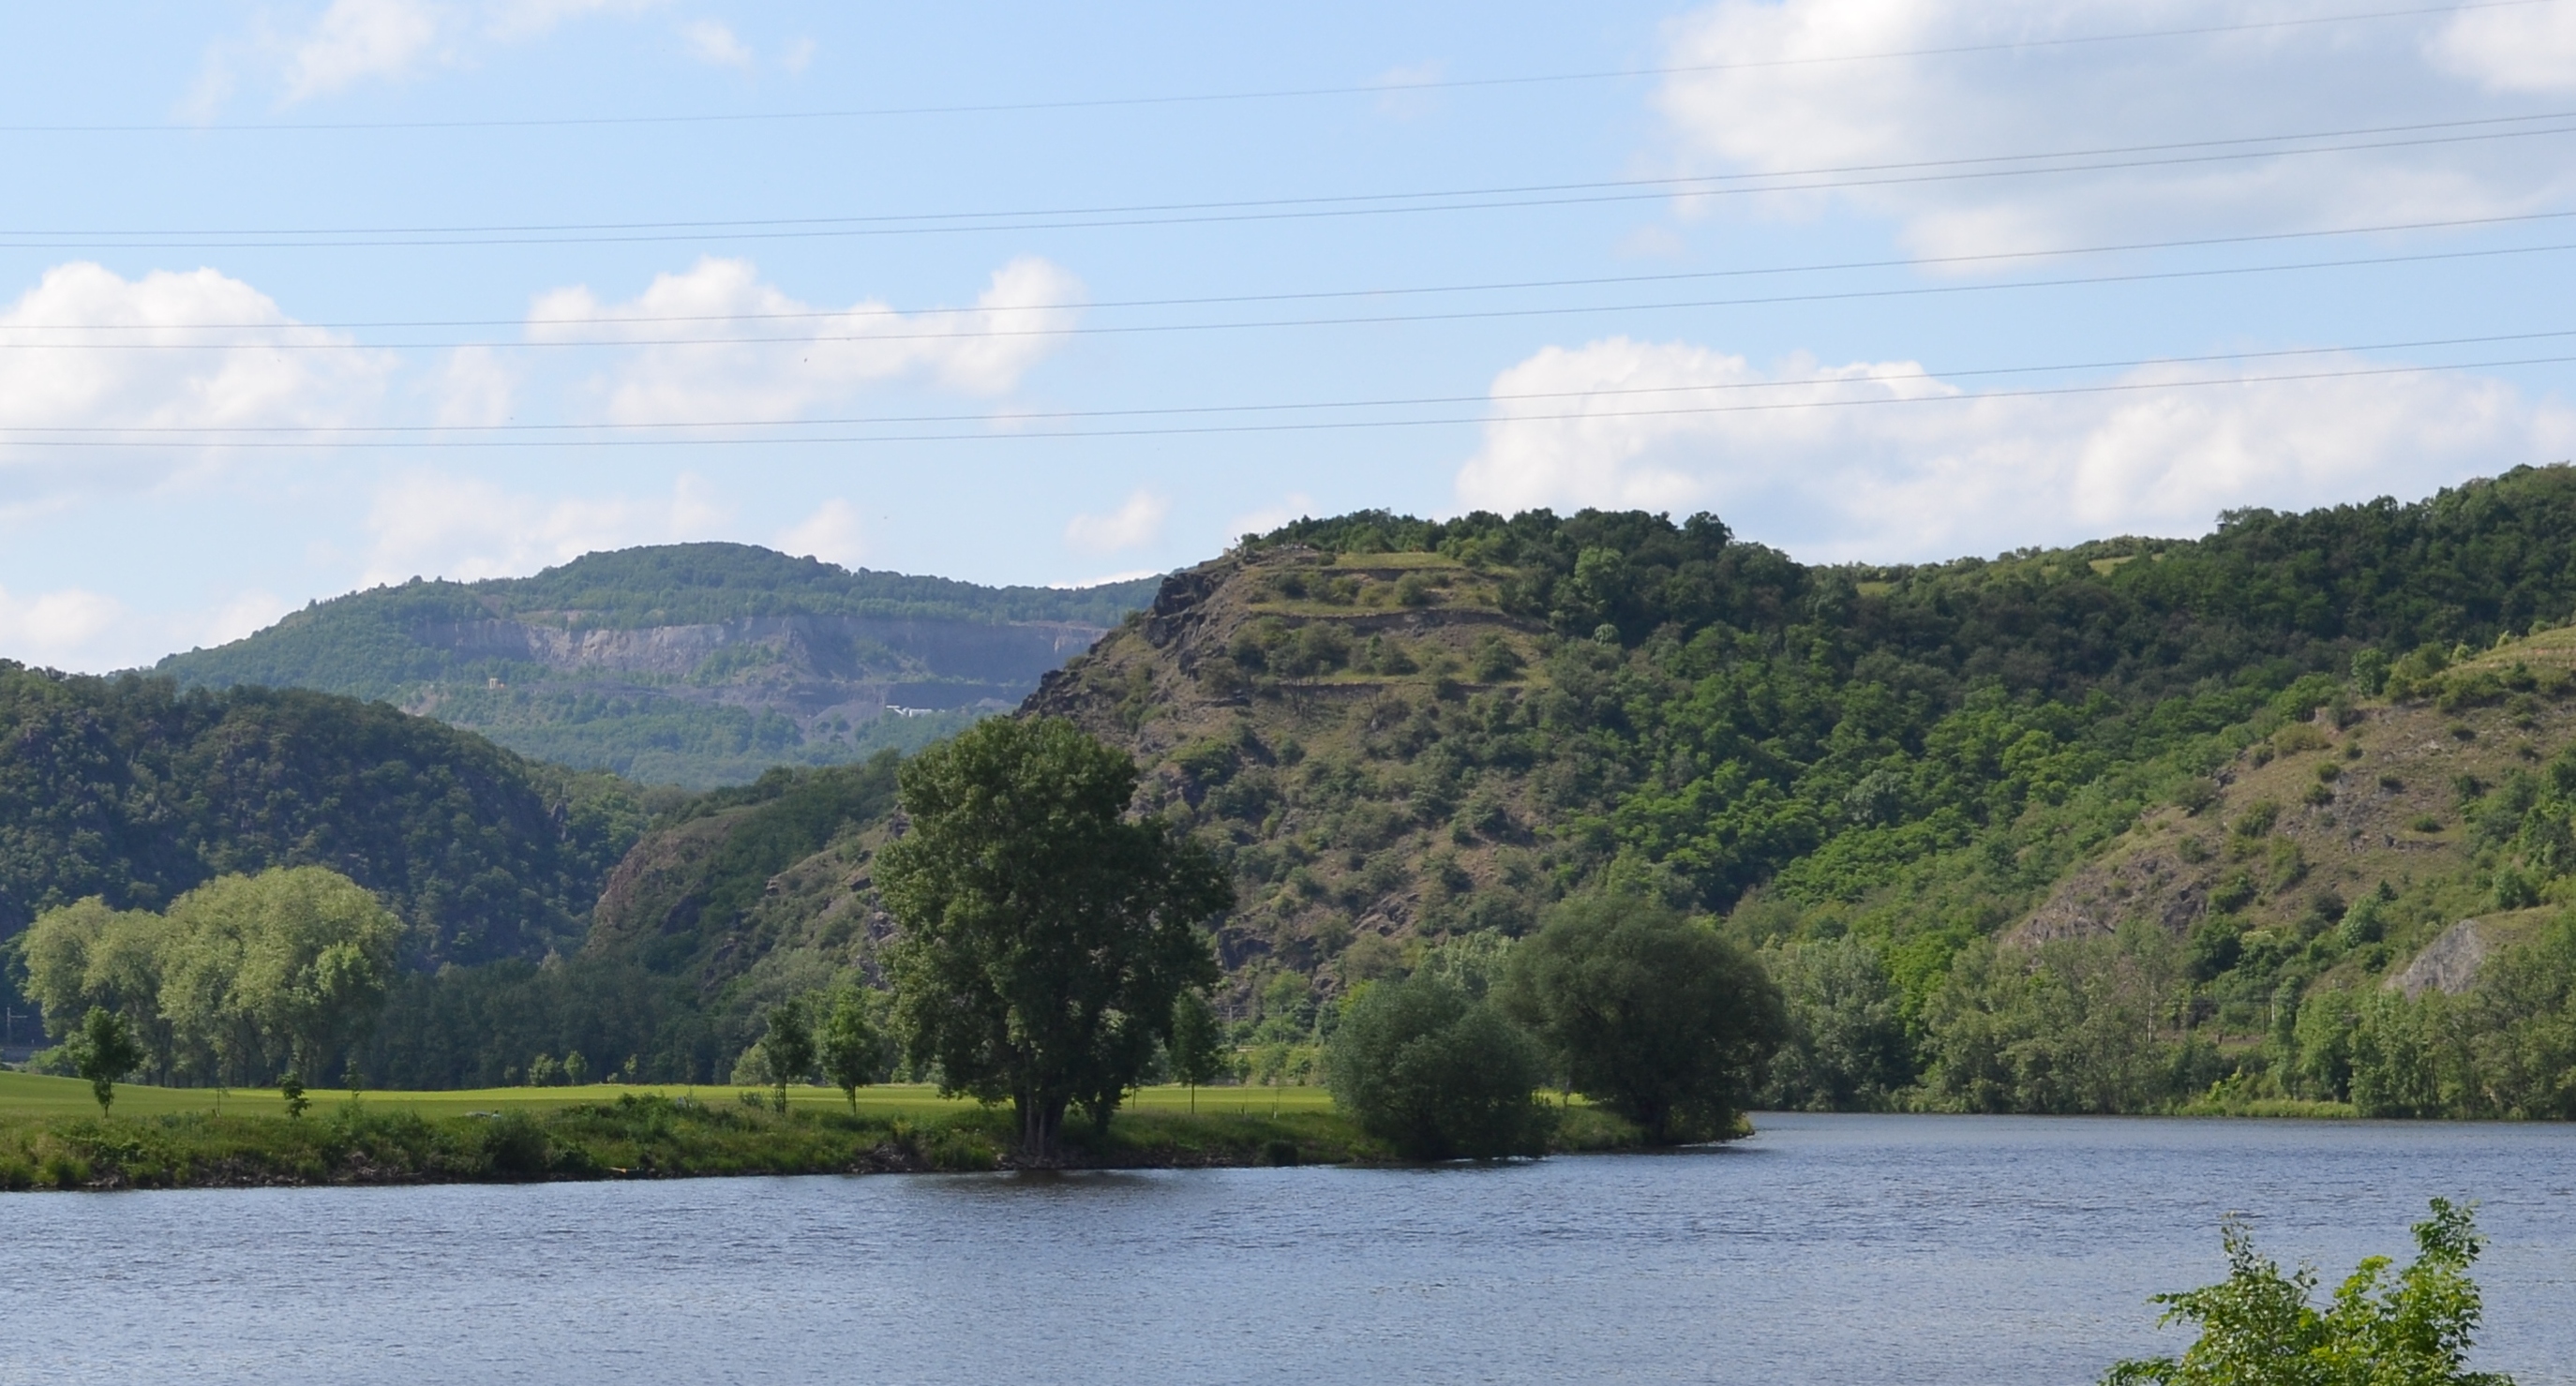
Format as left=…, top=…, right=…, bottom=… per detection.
left=4, top=0, right=2575, bottom=670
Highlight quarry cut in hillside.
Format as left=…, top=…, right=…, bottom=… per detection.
left=400, top=610, right=1105, bottom=737
left=160, top=544, right=1158, bottom=788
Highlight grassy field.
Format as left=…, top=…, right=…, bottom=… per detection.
left=0, top=1071, right=1335, bottom=1121
left=0, top=1073, right=1492, bottom=1191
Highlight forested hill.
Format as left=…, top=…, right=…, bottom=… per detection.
left=156, top=544, right=1161, bottom=788
left=0, top=663, right=647, bottom=971
left=992, top=464, right=2576, bottom=1113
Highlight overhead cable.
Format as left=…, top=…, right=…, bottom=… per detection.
left=6, top=240, right=2571, bottom=351
left=6, top=208, right=2571, bottom=334
left=5, top=345, right=2570, bottom=448
left=0, top=0, right=2546, bottom=134
left=6, top=111, right=2573, bottom=249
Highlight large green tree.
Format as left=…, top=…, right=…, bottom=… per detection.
left=877, top=716, right=1233, bottom=1158
left=1500, top=895, right=1785, bottom=1143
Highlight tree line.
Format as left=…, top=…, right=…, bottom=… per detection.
left=16, top=867, right=401, bottom=1095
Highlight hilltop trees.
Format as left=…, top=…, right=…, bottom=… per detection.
left=1500, top=896, right=1785, bottom=1143
left=878, top=716, right=1233, bottom=1159
left=17, top=867, right=402, bottom=1091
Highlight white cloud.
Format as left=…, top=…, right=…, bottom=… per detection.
left=1225, top=492, right=1316, bottom=544
left=361, top=469, right=730, bottom=585
left=1655, top=0, right=2576, bottom=257
left=200, top=590, right=293, bottom=648
left=1454, top=335, right=2576, bottom=560
left=1065, top=489, right=1171, bottom=555
left=1050, top=568, right=1161, bottom=589
left=1374, top=60, right=1446, bottom=119
left=779, top=37, right=816, bottom=73
left=0, top=586, right=127, bottom=670
left=0, top=584, right=298, bottom=674
left=209, top=0, right=666, bottom=108
left=777, top=498, right=866, bottom=570
left=2432, top=0, right=2576, bottom=92
left=532, top=255, right=1085, bottom=422
left=432, top=345, right=517, bottom=426
left=0, top=262, right=395, bottom=501
left=281, top=0, right=447, bottom=100
left=484, top=0, right=663, bottom=43
left=681, top=19, right=753, bottom=68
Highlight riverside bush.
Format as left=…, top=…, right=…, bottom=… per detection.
left=1324, top=972, right=1551, bottom=1160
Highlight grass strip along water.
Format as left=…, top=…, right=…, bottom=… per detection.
left=0, top=1073, right=1646, bottom=1190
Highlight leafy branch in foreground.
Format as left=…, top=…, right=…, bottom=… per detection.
left=2103, top=1197, right=2511, bottom=1386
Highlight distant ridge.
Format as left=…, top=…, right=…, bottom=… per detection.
left=158, top=544, right=1162, bottom=787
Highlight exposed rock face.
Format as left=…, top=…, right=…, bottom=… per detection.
left=2011, top=692, right=2576, bottom=950
left=413, top=613, right=1107, bottom=718
left=2387, top=919, right=2492, bottom=997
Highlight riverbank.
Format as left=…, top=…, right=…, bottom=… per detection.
left=0, top=1075, right=1650, bottom=1190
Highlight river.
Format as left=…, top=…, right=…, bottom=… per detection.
left=3, top=1113, right=2570, bottom=1384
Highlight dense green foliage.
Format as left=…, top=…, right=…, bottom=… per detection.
left=1161, top=467, right=2576, bottom=1116
left=19, top=869, right=402, bottom=1090
left=1324, top=970, right=1552, bottom=1159
left=0, top=663, right=644, bottom=976
left=1498, top=895, right=1784, bottom=1141
left=352, top=755, right=908, bottom=1090
left=880, top=718, right=1235, bottom=1156
left=2286, top=917, right=2576, bottom=1119
left=2104, top=1200, right=2511, bottom=1386
left=1247, top=471, right=2576, bottom=917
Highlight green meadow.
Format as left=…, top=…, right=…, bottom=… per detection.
left=0, top=1071, right=1334, bottom=1121
left=0, top=1073, right=1644, bottom=1191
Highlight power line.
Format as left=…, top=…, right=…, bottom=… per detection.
left=8, top=209, right=2571, bottom=335
left=9, top=240, right=2572, bottom=351
left=9, top=327, right=2571, bottom=434
left=6, top=343, right=2569, bottom=448
left=7, top=111, right=2573, bottom=249
left=1, top=0, right=2544, bottom=134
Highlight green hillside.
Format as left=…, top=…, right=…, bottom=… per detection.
left=364, top=756, right=904, bottom=1087
left=33, top=468, right=2576, bottom=1112
left=341, top=465, right=2576, bottom=1106
left=0, top=663, right=655, bottom=1039
left=157, top=543, right=1161, bottom=788
left=1006, top=465, right=2576, bottom=1115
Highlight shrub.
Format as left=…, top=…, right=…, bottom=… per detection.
left=1325, top=973, right=1550, bottom=1160
left=480, top=1110, right=554, bottom=1178
left=1500, top=895, right=1785, bottom=1141
left=2102, top=1200, right=2509, bottom=1386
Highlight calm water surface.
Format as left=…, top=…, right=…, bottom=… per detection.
left=3, top=1113, right=2571, bottom=1385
